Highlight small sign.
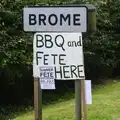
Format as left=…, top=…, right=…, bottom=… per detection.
left=40, top=66, right=55, bottom=89
left=85, top=80, right=92, bottom=104
left=23, top=6, right=87, bottom=32
left=33, top=32, right=85, bottom=80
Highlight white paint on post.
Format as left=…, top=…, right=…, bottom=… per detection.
left=23, top=6, right=87, bottom=32
left=33, top=32, right=85, bottom=80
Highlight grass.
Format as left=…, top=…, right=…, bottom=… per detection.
left=1, top=80, right=120, bottom=120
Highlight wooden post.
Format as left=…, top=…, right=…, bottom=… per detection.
left=81, top=80, right=87, bottom=120
left=75, top=79, right=82, bottom=120
left=34, top=78, right=42, bottom=120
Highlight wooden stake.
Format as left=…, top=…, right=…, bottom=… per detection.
left=81, top=80, right=87, bottom=120
left=34, top=77, right=42, bottom=120
left=75, top=79, right=82, bottom=120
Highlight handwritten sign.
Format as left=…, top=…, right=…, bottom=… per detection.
left=33, top=33, right=85, bottom=80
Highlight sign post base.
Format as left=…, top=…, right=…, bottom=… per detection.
left=75, top=80, right=82, bottom=120
left=82, top=80, right=87, bottom=120
left=34, top=78, right=42, bottom=120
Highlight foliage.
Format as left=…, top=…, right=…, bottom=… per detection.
left=84, top=0, right=120, bottom=79
left=1, top=81, right=120, bottom=120
left=0, top=0, right=120, bottom=105
left=0, top=0, right=33, bottom=105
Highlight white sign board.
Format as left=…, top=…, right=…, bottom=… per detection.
left=40, top=66, right=55, bottom=89
left=33, top=32, right=85, bottom=80
left=85, top=80, right=92, bottom=104
left=23, top=6, right=87, bottom=32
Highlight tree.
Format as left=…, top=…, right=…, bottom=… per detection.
left=0, top=0, right=120, bottom=104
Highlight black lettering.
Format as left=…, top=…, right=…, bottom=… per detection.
left=77, top=36, right=82, bottom=46
left=55, top=35, right=65, bottom=45
left=47, top=72, right=50, bottom=77
left=29, top=14, right=36, bottom=25
left=40, top=79, right=45, bottom=83
left=73, top=14, right=81, bottom=26
left=67, top=41, right=77, bottom=47
left=60, top=14, right=70, bottom=25
left=54, top=66, right=62, bottom=79
left=68, top=39, right=82, bottom=47
left=43, top=72, right=47, bottom=77
left=51, top=54, right=58, bottom=65
left=78, top=65, right=84, bottom=77
left=44, top=54, right=49, bottom=65
left=50, top=72, right=53, bottom=78
left=68, top=41, right=72, bottom=47
left=48, top=14, right=58, bottom=25
left=45, top=35, right=53, bottom=48
left=70, top=65, right=77, bottom=78
left=39, top=14, right=46, bottom=25
left=49, top=80, right=52, bottom=83
left=72, top=41, right=77, bottom=47
left=36, top=51, right=43, bottom=65
left=36, top=35, right=44, bottom=47
left=40, top=72, right=43, bottom=78
left=63, top=66, right=70, bottom=78
left=55, top=35, right=65, bottom=51
left=59, top=54, right=66, bottom=65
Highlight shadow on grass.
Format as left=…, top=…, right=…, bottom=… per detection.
left=0, top=105, right=33, bottom=120
left=0, top=113, right=17, bottom=120
left=0, top=115, right=9, bottom=120
left=1, top=80, right=119, bottom=120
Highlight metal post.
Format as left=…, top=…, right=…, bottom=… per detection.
left=75, top=79, right=82, bottom=120
left=34, top=78, right=42, bottom=120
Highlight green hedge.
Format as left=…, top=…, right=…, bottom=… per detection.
left=0, top=0, right=120, bottom=105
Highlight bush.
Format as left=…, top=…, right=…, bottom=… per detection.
left=0, top=0, right=120, bottom=105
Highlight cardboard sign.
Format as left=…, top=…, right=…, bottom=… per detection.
left=33, top=33, right=85, bottom=80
